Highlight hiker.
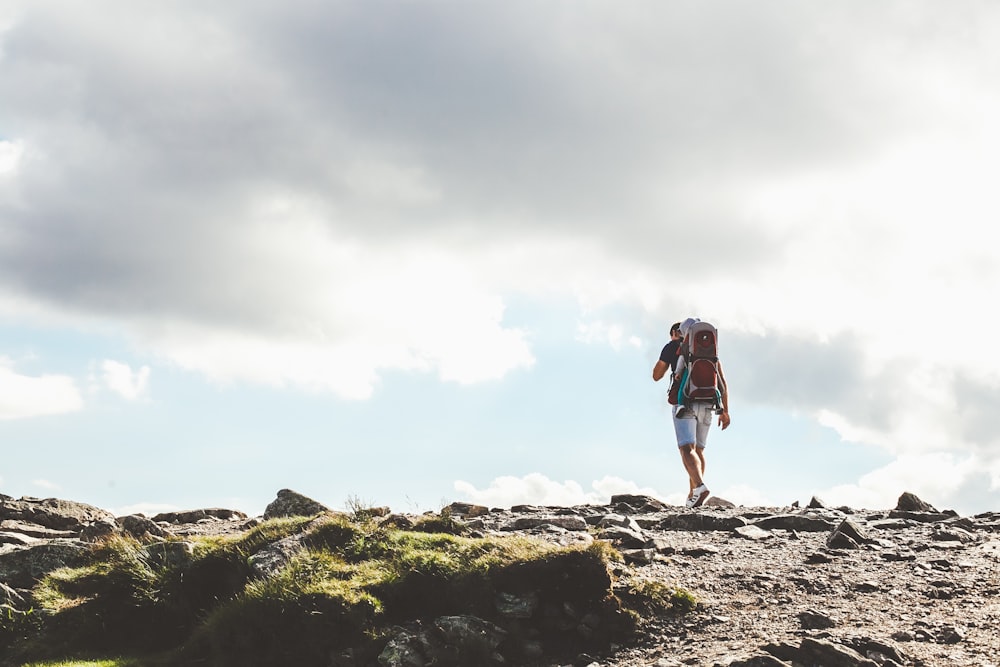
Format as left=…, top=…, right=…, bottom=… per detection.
left=652, top=317, right=731, bottom=508
left=652, top=322, right=683, bottom=381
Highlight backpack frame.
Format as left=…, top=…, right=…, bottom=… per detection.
left=677, top=321, right=725, bottom=411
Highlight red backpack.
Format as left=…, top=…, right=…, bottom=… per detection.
left=675, top=321, right=725, bottom=410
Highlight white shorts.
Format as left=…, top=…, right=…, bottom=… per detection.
left=672, top=402, right=715, bottom=449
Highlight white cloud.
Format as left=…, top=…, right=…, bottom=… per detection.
left=123, top=217, right=537, bottom=398
left=114, top=502, right=180, bottom=518
left=0, top=139, right=24, bottom=175
left=576, top=320, right=627, bottom=351
left=0, top=358, right=83, bottom=420
left=100, top=359, right=150, bottom=401
left=32, top=478, right=60, bottom=491
left=454, top=473, right=664, bottom=508
left=819, top=452, right=980, bottom=511
left=713, top=483, right=778, bottom=509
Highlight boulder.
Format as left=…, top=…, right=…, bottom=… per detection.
left=610, top=494, right=669, bottom=512
left=895, top=492, right=937, bottom=513
left=80, top=519, right=121, bottom=543
left=662, top=513, right=748, bottom=531
left=752, top=514, right=838, bottom=533
left=511, top=515, right=589, bottom=531
left=797, top=637, right=879, bottom=666
left=827, top=518, right=870, bottom=550
left=0, top=496, right=116, bottom=532
left=0, top=520, right=77, bottom=540
left=247, top=533, right=308, bottom=578
left=0, top=541, right=89, bottom=588
left=150, top=508, right=247, bottom=524
left=120, top=514, right=169, bottom=539
left=263, top=489, right=331, bottom=519
left=378, top=616, right=507, bottom=667
left=441, top=502, right=490, bottom=518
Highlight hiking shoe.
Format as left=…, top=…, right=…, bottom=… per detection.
left=684, top=491, right=698, bottom=509
left=689, top=484, right=710, bottom=508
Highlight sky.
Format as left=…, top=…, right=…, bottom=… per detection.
left=2, top=1, right=1000, bottom=518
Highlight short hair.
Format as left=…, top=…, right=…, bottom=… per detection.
left=669, top=322, right=681, bottom=335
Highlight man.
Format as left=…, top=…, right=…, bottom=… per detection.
left=653, top=322, right=683, bottom=380
left=652, top=318, right=731, bottom=508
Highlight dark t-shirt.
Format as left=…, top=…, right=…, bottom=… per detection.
left=659, top=340, right=681, bottom=373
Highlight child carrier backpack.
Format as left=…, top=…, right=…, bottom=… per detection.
left=676, top=321, right=725, bottom=411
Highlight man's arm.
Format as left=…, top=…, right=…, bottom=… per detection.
left=652, top=360, right=668, bottom=382
left=717, top=361, right=731, bottom=430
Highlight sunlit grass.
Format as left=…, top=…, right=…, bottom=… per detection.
left=9, top=511, right=635, bottom=666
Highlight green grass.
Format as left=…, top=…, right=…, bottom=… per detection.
left=7, top=512, right=640, bottom=667
left=621, top=577, right=699, bottom=615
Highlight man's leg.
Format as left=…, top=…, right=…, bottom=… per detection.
left=679, top=443, right=704, bottom=491
left=695, top=446, right=706, bottom=488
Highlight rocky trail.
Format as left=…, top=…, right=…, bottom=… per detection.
left=450, top=492, right=1000, bottom=666
left=3, top=490, right=999, bottom=666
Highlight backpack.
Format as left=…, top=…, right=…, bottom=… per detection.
left=676, top=321, right=725, bottom=410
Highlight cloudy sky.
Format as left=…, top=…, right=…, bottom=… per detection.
left=2, top=1, right=999, bottom=518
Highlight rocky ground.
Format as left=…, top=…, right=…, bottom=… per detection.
left=470, top=494, right=1000, bottom=667
left=3, top=490, right=1000, bottom=666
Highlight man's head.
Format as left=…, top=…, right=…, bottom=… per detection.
left=670, top=322, right=682, bottom=339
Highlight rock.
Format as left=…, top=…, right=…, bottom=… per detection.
left=621, top=548, right=657, bottom=565
left=808, top=496, right=828, bottom=509
left=932, top=526, right=977, bottom=543
left=0, top=541, right=89, bottom=588
left=1, top=531, right=39, bottom=546
left=247, top=533, right=307, bottom=578
left=735, top=525, right=773, bottom=541
left=598, top=513, right=643, bottom=532
left=661, top=513, right=747, bottom=531
left=0, top=520, right=77, bottom=539
left=936, top=624, right=966, bottom=644
left=842, top=637, right=907, bottom=665
left=495, top=591, right=539, bottom=618
left=150, top=508, right=248, bottom=524
left=80, top=518, right=121, bottom=543
left=0, top=496, right=117, bottom=532
left=120, top=514, right=169, bottom=539
left=895, top=492, right=936, bottom=513
left=381, top=514, right=416, bottom=530
left=797, top=637, right=880, bottom=666
left=144, top=541, right=195, bottom=569
left=263, top=489, right=331, bottom=519
left=703, top=496, right=736, bottom=508
left=798, top=609, right=837, bottom=629
left=752, top=514, right=838, bottom=532
left=512, top=515, right=589, bottom=531
left=433, top=614, right=507, bottom=653
left=378, top=617, right=506, bottom=667
left=441, top=502, right=490, bottom=518
left=827, top=518, right=869, bottom=549
left=378, top=626, right=427, bottom=667
left=681, top=544, right=720, bottom=557
left=610, top=494, right=669, bottom=512
left=597, top=526, right=650, bottom=549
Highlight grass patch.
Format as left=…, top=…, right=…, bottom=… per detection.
left=621, top=578, right=698, bottom=615
left=12, top=513, right=642, bottom=666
